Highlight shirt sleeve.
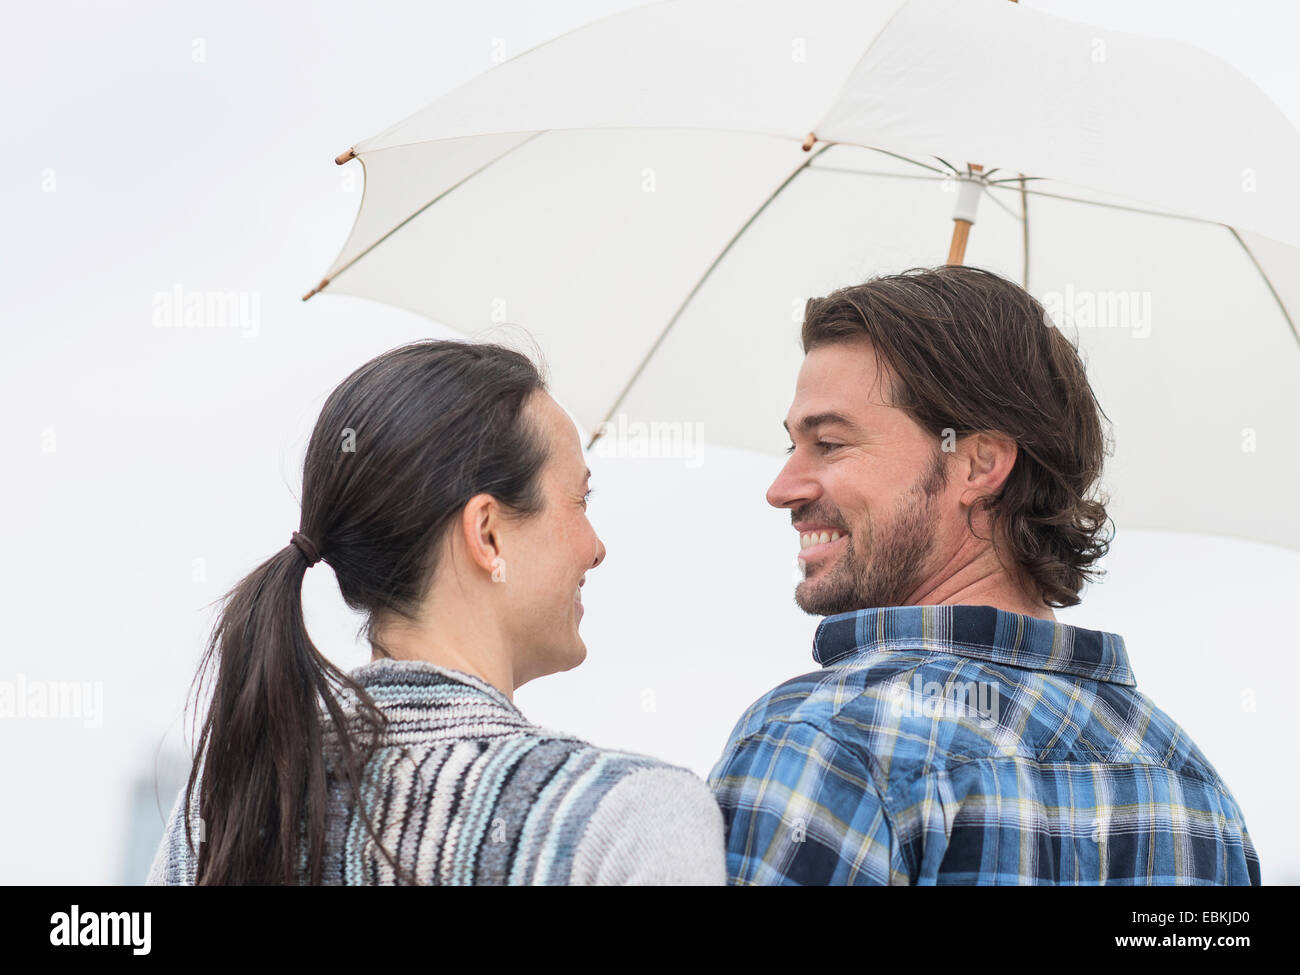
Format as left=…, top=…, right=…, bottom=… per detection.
left=570, top=765, right=727, bottom=885
left=708, top=718, right=904, bottom=885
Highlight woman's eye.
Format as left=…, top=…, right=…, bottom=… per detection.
left=582, top=489, right=595, bottom=507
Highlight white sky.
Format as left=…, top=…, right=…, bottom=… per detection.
left=3, top=0, right=1298, bottom=884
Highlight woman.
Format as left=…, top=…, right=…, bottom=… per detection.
left=147, top=339, right=725, bottom=885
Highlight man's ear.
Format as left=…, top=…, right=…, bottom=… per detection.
left=957, top=432, right=1018, bottom=507
left=459, top=493, right=502, bottom=575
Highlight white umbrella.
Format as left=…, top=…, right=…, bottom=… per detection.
left=304, top=0, right=1300, bottom=551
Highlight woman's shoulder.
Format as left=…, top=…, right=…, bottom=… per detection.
left=534, top=736, right=714, bottom=796
left=558, top=749, right=727, bottom=885
left=145, top=774, right=202, bottom=885
left=554, top=743, right=722, bottom=825
left=493, top=734, right=725, bottom=884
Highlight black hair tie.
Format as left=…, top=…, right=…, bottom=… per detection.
left=290, top=530, right=322, bottom=567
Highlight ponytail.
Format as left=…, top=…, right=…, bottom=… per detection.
left=183, top=539, right=405, bottom=884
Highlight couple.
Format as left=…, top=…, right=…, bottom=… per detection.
left=149, top=265, right=1260, bottom=885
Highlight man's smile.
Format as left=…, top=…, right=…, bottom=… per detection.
left=795, top=521, right=850, bottom=561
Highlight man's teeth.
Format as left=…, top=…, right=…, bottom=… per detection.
left=799, top=530, right=843, bottom=549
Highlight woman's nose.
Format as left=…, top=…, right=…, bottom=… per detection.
left=592, top=537, right=606, bottom=568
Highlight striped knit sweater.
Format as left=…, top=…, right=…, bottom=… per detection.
left=146, top=659, right=725, bottom=885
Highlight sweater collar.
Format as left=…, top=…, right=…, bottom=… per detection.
left=336, top=658, right=535, bottom=743
left=351, top=657, right=519, bottom=709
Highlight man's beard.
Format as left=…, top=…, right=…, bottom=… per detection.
left=794, top=448, right=948, bottom=616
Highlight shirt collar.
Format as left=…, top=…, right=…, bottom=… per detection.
left=812, top=604, right=1135, bottom=687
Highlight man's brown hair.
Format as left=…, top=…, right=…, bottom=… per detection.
left=801, top=264, right=1113, bottom=608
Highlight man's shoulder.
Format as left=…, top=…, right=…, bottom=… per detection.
left=719, top=654, right=1250, bottom=784
left=721, top=666, right=867, bottom=747
left=1121, top=690, right=1249, bottom=798
left=718, top=650, right=1009, bottom=753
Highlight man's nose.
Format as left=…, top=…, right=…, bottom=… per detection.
left=766, top=457, right=816, bottom=510
left=591, top=536, right=606, bottom=568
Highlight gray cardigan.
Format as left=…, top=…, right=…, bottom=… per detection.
left=146, top=659, right=725, bottom=885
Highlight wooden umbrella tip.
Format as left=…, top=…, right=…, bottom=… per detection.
left=302, top=277, right=330, bottom=301
left=801, top=132, right=817, bottom=152
left=334, top=147, right=357, bottom=166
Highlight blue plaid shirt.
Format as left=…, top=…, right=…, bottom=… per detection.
left=708, top=605, right=1260, bottom=885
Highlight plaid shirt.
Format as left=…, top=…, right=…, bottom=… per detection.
left=708, top=604, right=1261, bottom=885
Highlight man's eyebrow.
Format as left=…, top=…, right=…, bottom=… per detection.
left=782, top=412, right=862, bottom=436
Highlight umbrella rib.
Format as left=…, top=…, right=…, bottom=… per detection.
left=979, top=187, right=1021, bottom=221
left=314, top=131, right=548, bottom=293
left=1019, top=174, right=1031, bottom=290
left=586, top=143, right=835, bottom=449
left=841, top=146, right=951, bottom=176
left=988, top=184, right=1300, bottom=334
left=986, top=183, right=1219, bottom=225
left=805, top=165, right=1205, bottom=229
left=1227, top=227, right=1300, bottom=355
left=807, top=166, right=945, bottom=182
left=984, top=184, right=1296, bottom=350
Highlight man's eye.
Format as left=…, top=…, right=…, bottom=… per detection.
left=786, top=442, right=840, bottom=455
left=582, top=489, right=595, bottom=507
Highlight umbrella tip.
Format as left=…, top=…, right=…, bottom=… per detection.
left=335, top=147, right=357, bottom=165
left=302, top=277, right=330, bottom=301
left=801, top=132, right=817, bottom=152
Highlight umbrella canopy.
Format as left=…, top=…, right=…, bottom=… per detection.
left=306, top=0, right=1300, bottom=551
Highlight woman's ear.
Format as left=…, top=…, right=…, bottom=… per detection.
left=460, top=493, right=502, bottom=576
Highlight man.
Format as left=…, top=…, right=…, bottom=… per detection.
left=707, top=265, right=1260, bottom=885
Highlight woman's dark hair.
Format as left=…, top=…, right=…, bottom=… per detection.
left=801, top=265, right=1114, bottom=608
left=183, top=339, right=551, bottom=884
